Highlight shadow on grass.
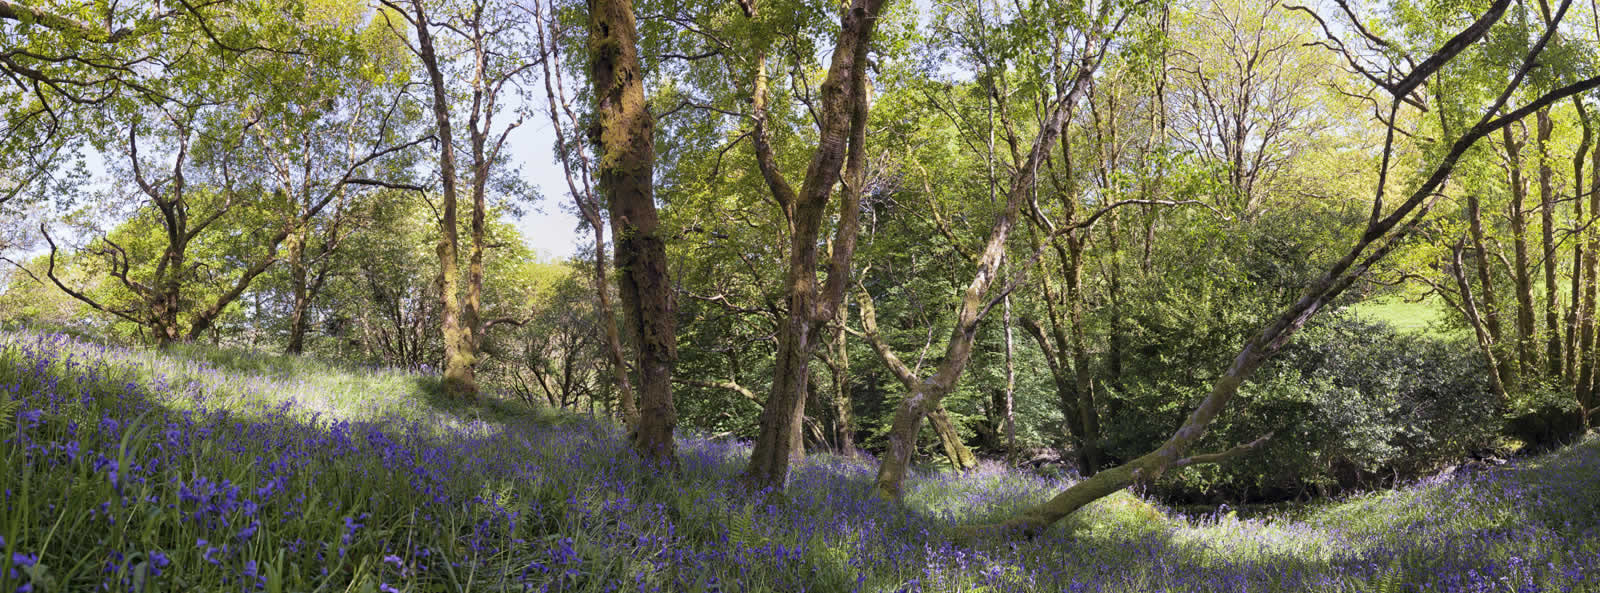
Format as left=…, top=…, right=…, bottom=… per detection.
left=3, top=326, right=1598, bottom=593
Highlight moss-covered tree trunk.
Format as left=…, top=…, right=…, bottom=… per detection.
left=1537, top=109, right=1564, bottom=378
left=533, top=12, right=640, bottom=427
left=588, top=0, right=678, bottom=464
left=929, top=403, right=977, bottom=470
left=1505, top=125, right=1539, bottom=379
left=405, top=0, right=475, bottom=400
left=742, top=0, right=879, bottom=489
left=1579, top=100, right=1600, bottom=427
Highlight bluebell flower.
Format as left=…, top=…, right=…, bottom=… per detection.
left=148, top=550, right=170, bottom=576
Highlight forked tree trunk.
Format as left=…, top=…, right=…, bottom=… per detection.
left=742, top=0, right=880, bottom=489
left=588, top=0, right=678, bottom=464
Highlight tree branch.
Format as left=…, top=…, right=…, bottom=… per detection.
left=1170, top=433, right=1273, bottom=469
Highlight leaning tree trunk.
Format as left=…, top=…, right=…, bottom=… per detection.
left=588, top=0, right=678, bottom=464
left=929, top=403, right=977, bottom=470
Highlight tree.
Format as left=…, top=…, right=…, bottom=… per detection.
left=586, top=0, right=680, bottom=463
left=33, top=8, right=421, bottom=348
left=378, top=0, right=536, bottom=400
left=534, top=0, right=640, bottom=426
left=966, top=0, right=1600, bottom=538
left=738, top=0, right=886, bottom=492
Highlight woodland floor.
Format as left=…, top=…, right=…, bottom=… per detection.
left=1, top=325, right=1597, bottom=592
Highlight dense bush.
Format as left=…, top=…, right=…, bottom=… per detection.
left=1110, top=315, right=1501, bottom=502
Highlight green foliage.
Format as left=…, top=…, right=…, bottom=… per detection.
left=1141, top=315, right=1502, bottom=500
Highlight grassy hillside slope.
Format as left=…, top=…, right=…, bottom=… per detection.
left=1, top=328, right=1597, bottom=592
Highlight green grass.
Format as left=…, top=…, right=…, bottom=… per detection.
left=1350, top=295, right=1462, bottom=337
left=2, top=326, right=1598, bottom=592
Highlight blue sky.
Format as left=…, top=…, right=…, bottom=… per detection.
left=506, top=110, right=583, bottom=261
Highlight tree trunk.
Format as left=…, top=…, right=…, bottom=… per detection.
left=1505, top=125, right=1539, bottom=378
left=1537, top=109, right=1563, bottom=377
left=1578, top=100, right=1600, bottom=426
left=286, top=229, right=311, bottom=355
left=588, top=0, right=678, bottom=464
left=832, top=307, right=856, bottom=456
left=864, top=47, right=1105, bottom=501
left=929, top=403, right=977, bottom=470
left=594, top=235, right=641, bottom=427
left=1569, top=103, right=1590, bottom=383
left=407, top=0, right=474, bottom=400
left=1453, top=241, right=1511, bottom=402
left=1469, top=191, right=1514, bottom=388
left=742, top=0, right=880, bottom=489
left=999, top=295, right=1016, bottom=458
left=1042, top=242, right=1094, bottom=471
left=533, top=14, right=640, bottom=427
left=1065, top=238, right=1103, bottom=475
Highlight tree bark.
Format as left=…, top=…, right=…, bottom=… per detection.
left=742, top=0, right=881, bottom=490
left=405, top=0, right=475, bottom=400
left=1537, top=109, right=1563, bottom=377
left=535, top=12, right=641, bottom=426
left=1504, top=124, right=1539, bottom=378
left=929, top=403, right=977, bottom=470
left=588, top=0, right=678, bottom=464
left=286, top=231, right=311, bottom=354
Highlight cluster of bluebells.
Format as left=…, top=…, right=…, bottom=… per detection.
left=1, top=328, right=1599, bottom=592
